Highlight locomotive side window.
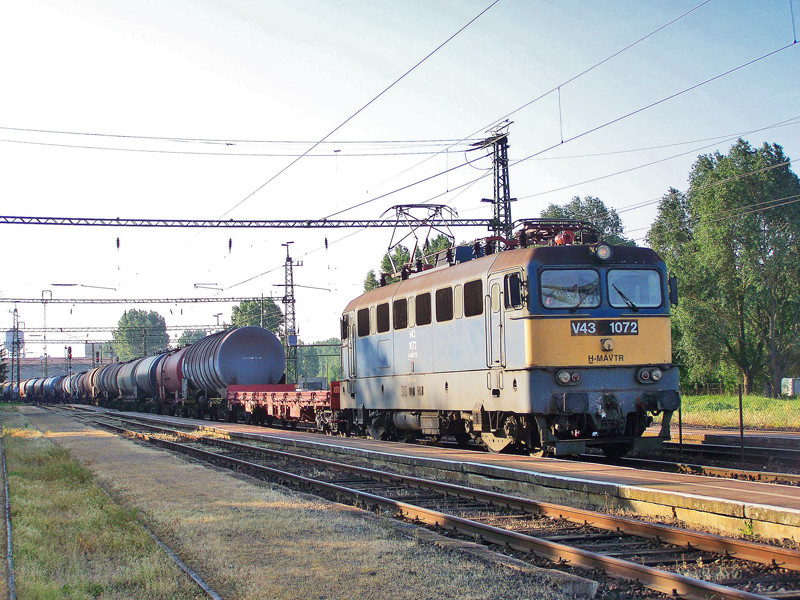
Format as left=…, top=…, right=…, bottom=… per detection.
left=416, top=293, right=432, bottom=326
left=608, top=269, right=662, bottom=309
left=454, top=284, right=463, bottom=319
left=377, top=303, right=390, bottom=333
left=491, top=284, right=501, bottom=312
left=341, top=315, right=349, bottom=340
left=393, top=298, right=408, bottom=330
left=357, top=308, right=370, bottom=337
left=464, top=279, right=483, bottom=317
left=435, top=287, right=454, bottom=322
left=504, top=272, right=523, bottom=309
left=541, top=270, right=600, bottom=309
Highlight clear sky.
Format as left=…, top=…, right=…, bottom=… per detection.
left=1, top=0, right=798, bottom=356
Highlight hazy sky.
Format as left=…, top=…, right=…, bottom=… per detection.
left=1, top=0, right=798, bottom=354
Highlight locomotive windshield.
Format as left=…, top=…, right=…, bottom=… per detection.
left=608, top=269, right=662, bottom=309
left=540, top=269, right=600, bottom=309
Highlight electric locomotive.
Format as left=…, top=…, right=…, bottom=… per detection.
left=339, top=220, right=680, bottom=457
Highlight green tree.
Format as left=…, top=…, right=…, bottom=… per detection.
left=297, top=341, right=321, bottom=381
left=297, top=337, right=341, bottom=382
left=231, top=298, right=283, bottom=333
left=380, top=244, right=412, bottom=276
left=112, top=310, right=169, bottom=361
left=177, top=329, right=207, bottom=346
left=648, top=139, right=800, bottom=395
left=364, top=234, right=454, bottom=292
left=364, top=270, right=379, bottom=292
left=540, top=195, right=634, bottom=245
left=420, top=233, right=453, bottom=260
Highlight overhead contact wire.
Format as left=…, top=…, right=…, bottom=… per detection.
left=218, top=0, right=501, bottom=219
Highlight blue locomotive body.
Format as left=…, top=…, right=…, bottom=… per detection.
left=340, top=240, right=680, bottom=456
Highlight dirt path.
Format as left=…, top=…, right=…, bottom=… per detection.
left=16, top=407, right=596, bottom=600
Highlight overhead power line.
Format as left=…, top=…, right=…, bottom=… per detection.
left=316, top=32, right=799, bottom=223
left=0, top=126, right=481, bottom=146
left=0, top=297, right=264, bottom=304
left=219, top=0, right=500, bottom=219
left=632, top=193, right=800, bottom=242
left=0, top=136, right=477, bottom=158
left=20, top=326, right=222, bottom=332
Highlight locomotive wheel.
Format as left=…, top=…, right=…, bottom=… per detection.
left=369, top=423, right=389, bottom=440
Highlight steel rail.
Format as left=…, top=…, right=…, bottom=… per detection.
left=83, top=414, right=794, bottom=599
left=96, top=420, right=774, bottom=600
left=664, top=442, right=800, bottom=465
left=91, top=412, right=800, bottom=571
left=585, top=455, right=800, bottom=486
left=1, top=430, right=17, bottom=600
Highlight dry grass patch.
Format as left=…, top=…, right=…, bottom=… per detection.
left=20, top=407, right=583, bottom=600
left=2, top=416, right=205, bottom=600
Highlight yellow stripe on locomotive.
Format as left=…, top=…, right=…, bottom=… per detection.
left=524, top=315, right=671, bottom=367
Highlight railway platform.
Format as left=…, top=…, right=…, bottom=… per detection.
left=82, top=407, right=800, bottom=544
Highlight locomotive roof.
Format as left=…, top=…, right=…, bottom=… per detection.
left=343, top=243, right=664, bottom=312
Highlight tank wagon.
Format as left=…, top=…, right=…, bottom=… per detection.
left=337, top=221, right=680, bottom=457
left=12, top=327, right=291, bottom=417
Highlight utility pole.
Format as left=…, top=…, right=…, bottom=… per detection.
left=42, top=290, right=51, bottom=377
left=281, top=242, right=301, bottom=385
left=10, top=306, right=21, bottom=400
left=477, top=124, right=516, bottom=242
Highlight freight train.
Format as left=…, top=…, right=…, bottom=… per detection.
left=4, top=219, right=681, bottom=457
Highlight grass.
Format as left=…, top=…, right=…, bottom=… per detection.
left=2, top=419, right=205, bottom=600
left=10, top=406, right=581, bottom=600
left=678, top=393, right=800, bottom=431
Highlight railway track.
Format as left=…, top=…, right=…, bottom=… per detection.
left=60, top=408, right=800, bottom=600
left=659, top=441, right=800, bottom=469
left=578, top=454, right=800, bottom=487
left=68, top=404, right=800, bottom=486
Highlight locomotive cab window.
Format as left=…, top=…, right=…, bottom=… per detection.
left=341, top=315, right=349, bottom=340
left=540, top=269, right=600, bottom=309
left=608, top=269, right=662, bottom=309
left=393, top=298, right=408, bottom=330
left=377, top=302, right=390, bottom=333
left=357, top=308, right=370, bottom=337
left=416, top=293, right=432, bottom=326
left=504, top=272, right=523, bottom=310
left=435, top=287, right=454, bottom=322
left=463, top=279, right=483, bottom=317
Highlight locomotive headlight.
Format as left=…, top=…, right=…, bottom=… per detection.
left=637, top=367, right=661, bottom=384
left=557, top=370, right=572, bottom=385
left=593, top=242, right=613, bottom=263
left=571, top=372, right=581, bottom=382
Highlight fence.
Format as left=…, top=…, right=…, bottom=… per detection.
left=674, top=385, right=800, bottom=448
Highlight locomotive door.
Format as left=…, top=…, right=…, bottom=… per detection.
left=486, top=276, right=505, bottom=367
left=341, top=312, right=356, bottom=379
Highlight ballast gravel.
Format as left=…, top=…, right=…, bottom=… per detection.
left=19, top=407, right=598, bottom=600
